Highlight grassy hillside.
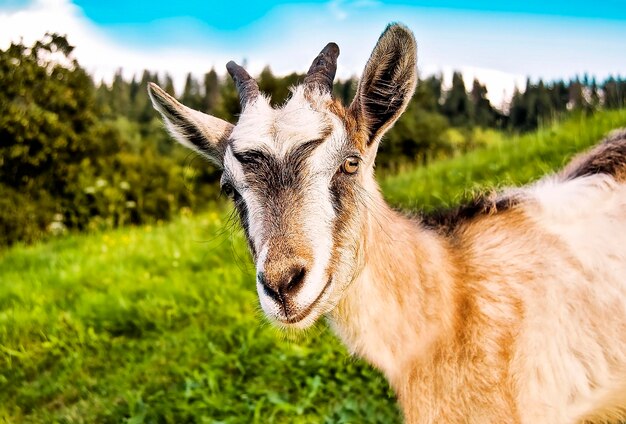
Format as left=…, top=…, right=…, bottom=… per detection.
left=382, top=110, right=626, bottom=210
left=0, top=212, right=398, bottom=423
left=1, top=110, right=626, bottom=423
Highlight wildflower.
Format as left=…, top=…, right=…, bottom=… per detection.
left=47, top=221, right=67, bottom=236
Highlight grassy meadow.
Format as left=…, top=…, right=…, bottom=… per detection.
left=2, top=109, right=626, bottom=423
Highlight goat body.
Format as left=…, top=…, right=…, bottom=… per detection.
left=332, top=131, right=626, bottom=423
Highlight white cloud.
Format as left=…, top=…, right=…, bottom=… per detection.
left=328, top=0, right=349, bottom=21
left=0, top=0, right=233, bottom=92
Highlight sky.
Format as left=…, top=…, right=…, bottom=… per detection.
left=1, top=0, right=625, bottom=108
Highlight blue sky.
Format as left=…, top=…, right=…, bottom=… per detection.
left=71, top=0, right=626, bottom=26
left=1, top=0, right=625, bottom=106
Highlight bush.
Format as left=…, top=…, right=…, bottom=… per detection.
left=0, top=185, right=57, bottom=246
left=0, top=35, right=217, bottom=247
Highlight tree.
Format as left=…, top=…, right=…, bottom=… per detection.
left=382, top=91, right=451, bottom=169
left=509, top=88, right=528, bottom=131
left=568, top=77, right=587, bottom=110
left=470, top=79, right=495, bottom=127
left=333, top=77, right=357, bottom=105
left=0, top=34, right=200, bottom=246
left=550, top=80, right=569, bottom=113
left=534, top=80, right=553, bottom=125
left=203, top=68, right=220, bottom=114
left=110, top=69, right=131, bottom=117
left=442, top=72, right=471, bottom=127
left=181, top=72, right=203, bottom=111
left=215, top=76, right=240, bottom=122
left=589, top=77, right=600, bottom=111
left=258, top=67, right=302, bottom=106
left=163, top=73, right=175, bottom=96
left=421, top=74, right=443, bottom=113
left=136, top=70, right=156, bottom=124
left=0, top=34, right=120, bottom=241
left=603, top=76, right=620, bottom=109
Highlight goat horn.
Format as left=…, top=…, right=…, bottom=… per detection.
left=304, top=42, right=340, bottom=93
left=226, top=61, right=259, bottom=109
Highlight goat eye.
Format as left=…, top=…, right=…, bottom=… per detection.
left=221, top=183, right=235, bottom=198
left=341, top=157, right=360, bottom=174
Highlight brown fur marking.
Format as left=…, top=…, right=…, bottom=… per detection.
left=420, top=192, right=522, bottom=235
left=563, top=128, right=626, bottom=182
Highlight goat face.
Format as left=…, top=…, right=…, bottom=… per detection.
left=149, top=23, right=417, bottom=328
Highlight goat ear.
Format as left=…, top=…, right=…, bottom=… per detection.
left=350, top=23, right=417, bottom=148
left=148, top=82, right=233, bottom=167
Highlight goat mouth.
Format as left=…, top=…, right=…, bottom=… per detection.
left=280, top=277, right=332, bottom=325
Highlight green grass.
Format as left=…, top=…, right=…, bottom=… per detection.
left=2, top=110, right=626, bottom=423
left=0, top=213, right=398, bottom=423
left=381, top=110, right=626, bottom=210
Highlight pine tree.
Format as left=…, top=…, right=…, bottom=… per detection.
left=509, top=88, right=528, bottom=131
left=164, top=74, right=175, bottom=96
left=550, top=80, right=569, bottom=113
left=568, top=77, right=587, bottom=110
left=216, top=76, right=240, bottom=121
left=333, top=78, right=357, bottom=105
left=136, top=70, right=156, bottom=124
left=110, top=69, right=131, bottom=117
left=535, top=80, right=553, bottom=126
left=417, top=75, right=443, bottom=113
left=258, top=66, right=278, bottom=105
left=442, top=72, right=471, bottom=127
left=203, top=68, right=220, bottom=114
left=589, top=77, right=600, bottom=110
left=470, top=79, right=495, bottom=127
left=181, top=73, right=202, bottom=110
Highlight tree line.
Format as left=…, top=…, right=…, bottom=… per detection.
left=97, top=60, right=625, bottom=166
left=1, top=34, right=625, bottom=246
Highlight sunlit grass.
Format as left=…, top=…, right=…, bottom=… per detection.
left=0, top=211, right=398, bottom=423
left=1, top=110, right=626, bottom=423
left=381, top=110, right=626, bottom=210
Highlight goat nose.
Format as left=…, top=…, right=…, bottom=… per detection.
left=258, top=264, right=307, bottom=303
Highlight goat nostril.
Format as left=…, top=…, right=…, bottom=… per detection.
left=258, top=272, right=280, bottom=302
left=258, top=265, right=308, bottom=303
left=286, top=266, right=307, bottom=293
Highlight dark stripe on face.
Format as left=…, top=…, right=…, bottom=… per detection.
left=325, top=172, right=361, bottom=284
left=231, top=139, right=326, bottom=207
left=227, top=139, right=327, bottom=259
left=329, top=176, right=345, bottom=215
left=233, top=193, right=256, bottom=258
left=289, top=139, right=325, bottom=173
left=233, top=149, right=271, bottom=168
left=232, top=138, right=324, bottom=172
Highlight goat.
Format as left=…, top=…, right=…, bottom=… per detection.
left=148, top=23, right=626, bottom=423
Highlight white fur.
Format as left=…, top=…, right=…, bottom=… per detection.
left=518, top=174, right=626, bottom=422
left=230, top=88, right=333, bottom=157
left=223, top=87, right=351, bottom=325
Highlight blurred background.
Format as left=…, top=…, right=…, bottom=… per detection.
left=1, top=1, right=625, bottom=422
